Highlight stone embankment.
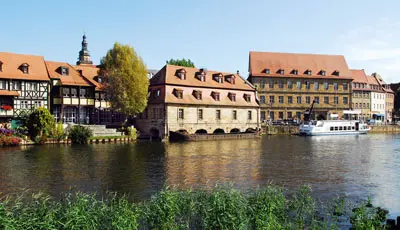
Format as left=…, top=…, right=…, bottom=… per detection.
left=262, top=125, right=400, bottom=135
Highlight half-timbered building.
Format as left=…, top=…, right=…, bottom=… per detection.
left=0, top=52, right=50, bottom=121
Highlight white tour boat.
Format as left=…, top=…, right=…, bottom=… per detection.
left=298, top=107, right=370, bottom=136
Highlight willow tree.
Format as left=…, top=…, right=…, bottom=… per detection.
left=100, top=42, right=149, bottom=116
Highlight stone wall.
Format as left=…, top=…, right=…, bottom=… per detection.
left=369, top=125, right=400, bottom=133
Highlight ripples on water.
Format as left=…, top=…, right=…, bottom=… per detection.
left=0, top=134, right=399, bottom=217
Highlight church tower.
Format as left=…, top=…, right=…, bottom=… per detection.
left=76, top=34, right=93, bottom=65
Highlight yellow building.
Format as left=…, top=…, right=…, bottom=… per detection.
left=248, top=52, right=353, bottom=121
left=350, top=69, right=371, bottom=120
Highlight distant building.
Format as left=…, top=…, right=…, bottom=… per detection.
left=0, top=52, right=50, bottom=121
left=248, top=51, right=353, bottom=121
left=371, top=73, right=394, bottom=122
left=350, top=69, right=371, bottom=120
left=135, top=65, right=260, bottom=139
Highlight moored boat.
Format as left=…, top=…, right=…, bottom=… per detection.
left=299, top=120, right=370, bottom=136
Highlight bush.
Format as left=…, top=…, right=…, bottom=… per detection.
left=26, top=108, right=55, bottom=142
left=125, top=127, right=137, bottom=138
left=68, top=125, right=92, bottom=144
left=0, top=135, right=21, bottom=147
left=53, top=122, right=66, bottom=142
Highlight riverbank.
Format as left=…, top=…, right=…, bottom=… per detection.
left=262, top=125, right=400, bottom=135
left=19, top=136, right=135, bottom=145
left=0, top=186, right=396, bottom=229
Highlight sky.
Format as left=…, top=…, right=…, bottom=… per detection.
left=1, top=0, right=400, bottom=83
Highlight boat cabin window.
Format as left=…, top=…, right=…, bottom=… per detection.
left=339, top=127, right=343, bottom=131
left=330, top=127, right=334, bottom=131
left=352, top=126, right=355, bottom=130
left=344, top=127, right=347, bottom=130
left=348, top=126, right=351, bottom=130
left=334, top=127, right=338, bottom=131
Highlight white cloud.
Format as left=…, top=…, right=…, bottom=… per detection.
left=339, top=19, right=400, bottom=83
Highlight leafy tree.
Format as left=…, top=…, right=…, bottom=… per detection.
left=100, top=42, right=149, bottom=116
left=166, top=58, right=195, bottom=67
left=26, top=107, right=55, bottom=142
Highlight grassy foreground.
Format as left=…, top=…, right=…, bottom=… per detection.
left=0, top=185, right=390, bottom=230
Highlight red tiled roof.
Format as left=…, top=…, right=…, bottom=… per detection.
left=46, top=61, right=92, bottom=86
left=0, top=90, right=19, bottom=96
left=151, top=65, right=255, bottom=91
left=249, top=51, right=353, bottom=80
left=74, top=65, right=104, bottom=90
left=350, top=69, right=368, bottom=83
left=0, top=52, right=50, bottom=81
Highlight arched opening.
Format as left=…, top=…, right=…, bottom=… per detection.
left=213, top=128, right=225, bottom=134
left=316, top=114, right=326, bottom=120
left=150, top=128, right=160, bottom=138
left=177, top=129, right=188, bottom=134
left=195, top=129, right=208, bottom=134
left=230, top=128, right=241, bottom=133
left=245, top=128, right=257, bottom=133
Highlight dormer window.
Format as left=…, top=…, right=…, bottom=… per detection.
left=225, top=74, right=235, bottom=84
left=292, top=69, right=298, bottom=75
left=177, top=69, right=186, bottom=80
left=264, top=69, right=270, bottom=74
left=305, top=69, right=312, bottom=75
left=156, top=89, right=161, bottom=97
left=332, top=70, right=340, bottom=76
left=174, top=88, right=183, bottom=99
left=213, top=73, right=223, bottom=83
left=278, top=69, right=284, bottom=75
left=60, top=66, right=69, bottom=76
left=193, top=90, right=202, bottom=100
left=320, top=70, right=326, bottom=76
left=97, top=76, right=103, bottom=83
left=196, top=71, right=206, bottom=82
left=211, top=91, right=220, bottom=101
left=0, top=61, right=3, bottom=72
left=244, top=94, right=251, bottom=102
left=19, top=63, right=29, bottom=74
left=228, top=92, right=236, bottom=102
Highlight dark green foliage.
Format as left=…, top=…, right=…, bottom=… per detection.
left=0, top=186, right=390, bottom=230
left=166, top=58, right=195, bottom=67
left=26, top=107, right=55, bottom=142
left=68, top=125, right=93, bottom=144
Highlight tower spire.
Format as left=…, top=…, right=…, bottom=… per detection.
left=77, top=33, right=93, bottom=65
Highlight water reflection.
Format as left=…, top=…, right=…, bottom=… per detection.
left=0, top=135, right=399, bottom=217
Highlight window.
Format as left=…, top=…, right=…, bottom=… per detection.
left=158, top=108, right=163, bottom=119
left=61, top=66, right=69, bottom=76
left=343, top=97, right=348, bottom=104
left=213, top=73, right=223, bottom=83
left=216, top=110, right=221, bottom=120
left=228, top=93, right=236, bottom=102
left=279, top=69, right=284, bottom=75
left=296, top=112, right=301, bottom=119
left=198, top=109, right=203, bottom=120
left=343, top=83, right=348, bottom=91
left=367, top=103, right=369, bottom=108
left=20, top=63, right=29, bottom=74
left=0, top=80, right=5, bottom=89
left=269, top=96, right=275, bottom=104
left=244, top=94, right=251, bottom=102
left=12, top=81, right=21, bottom=90
left=293, top=69, right=298, bottom=75
left=334, top=82, right=338, bottom=90
left=233, top=110, right=237, bottom=120
left=33, top=101, right=41, bottom=108
left=287, top=80, right=292, bottom=89
left=279, top=96, right=284, bottom=104
left=260, top=80, right=265, bottom=89
left=178, top=109, right=184, bottom=119
left=330, top=127, right=334, bottom=131
left=278, top=80, right=283, bottom=88
left=174, top=89, right=183, bottom=99
left=297, top=96, right=302, bottom=104
left=314, top=96, right=319, bottom=104
left=265, top=69, right=270, bottom=74
left=156, top=89, right=161, bottom=97
left=333, top=70, right=340, bottom=76
left=177, top=69, right=186, bottom=80
left=62, top=88, right=70, bottom=97
left=287, top=112, right=292, bottom=119
left=261, top=111, right=266, bottom=121
left=80, top=88, right=87, bottom=98
left=306, top=96, right=310, bottom=104
left=279, top=112, right=284, bottom=119
left=288, top=96, right=293, bottom=104
left=314, top=82, right=319, bottom=90
left=21, top=101, right=29, bottom=109
left=71, top=88, right=78, bottom=97
left=270, top=111, right=275, bottom=120
left=297, top=81, right=302, bottom=89
left=213, top=92, right=220, bottom=101
left=363, top=103, right=366, bottom=108
left=305, top=81, right=310, bottom=89
left=324, top=96, right=329, bottom=104
left=324, top=82, right=329, bottom=90
left=260, top=95, right=265, bottom=104
left=269, top=80, right=274, bottom=88
left=321, top=70, right=326, bottom=76
left=306, top=70, right=312, bottom=75
left=248, top=110, right=252, bottom=120
left=193, top=90, right=202, bottom=100
left=334, top=97, right=338, bottom=104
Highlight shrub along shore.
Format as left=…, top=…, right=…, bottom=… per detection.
left=0, top=185, right=393, bottom=229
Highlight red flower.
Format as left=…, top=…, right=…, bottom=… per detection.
left=1, top=105, right=13, bottom=111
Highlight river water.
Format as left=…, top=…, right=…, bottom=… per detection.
left=0, top=134, right=399, bottom=217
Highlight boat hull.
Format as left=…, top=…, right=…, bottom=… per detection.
left=299, top=130, right=369, bottom=136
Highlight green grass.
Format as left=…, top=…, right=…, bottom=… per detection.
left=0, top=185, right=390, bottom=230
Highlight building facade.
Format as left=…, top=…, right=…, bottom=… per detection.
left=371, top=73, right=394, bottom=122
left=248, top=52, right=353, bottom=121
left=135, top=65, right=260, bottom=139
left=350, top=69, right=371, bottom=120
left=0, top=53, right=50, bottom=122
